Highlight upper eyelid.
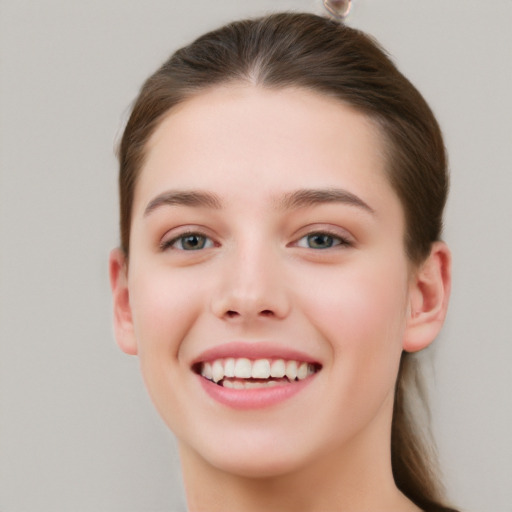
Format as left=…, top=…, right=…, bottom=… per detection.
left=291, top=224, right=355, bottom=242
left=160, top=225, right=213, bottom=240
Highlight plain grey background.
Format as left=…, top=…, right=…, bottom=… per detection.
left=1, top=1, right=511, bottom=511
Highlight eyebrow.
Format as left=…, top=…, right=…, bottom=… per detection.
left=144, top=187, right=374, bottom=217
left=144, top=190, right=222, bottom=216
left=277, top=188, right=375, bottom=214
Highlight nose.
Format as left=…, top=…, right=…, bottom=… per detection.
left=210, top=241, right=291, bottom=322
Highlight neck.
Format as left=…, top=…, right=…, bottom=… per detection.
left=179, top=424, right=420, bottom=512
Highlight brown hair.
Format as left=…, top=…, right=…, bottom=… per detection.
left=117, top=12, right=456, bottom=511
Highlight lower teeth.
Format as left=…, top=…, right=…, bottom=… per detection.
left=221, top=378, right=288, bottom=389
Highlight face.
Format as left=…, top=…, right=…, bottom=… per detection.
left=114, top=85, right=417, bottom=478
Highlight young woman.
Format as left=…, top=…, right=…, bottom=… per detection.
left=109, top=12, right=458, bottom=512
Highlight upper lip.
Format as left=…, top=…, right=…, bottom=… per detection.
left=190, top=341, right=321, bottom=366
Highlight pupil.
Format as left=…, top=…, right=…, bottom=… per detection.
left=309, top=234, right=333, bottom=248
left=183, top=235, right=204, bottom=250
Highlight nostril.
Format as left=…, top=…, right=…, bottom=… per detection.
left=224, top=309, right=274, bottom=318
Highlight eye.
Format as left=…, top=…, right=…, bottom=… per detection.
left=295, top=232, right=349, bottom=249
left=162, top=232, right=215, bottom=251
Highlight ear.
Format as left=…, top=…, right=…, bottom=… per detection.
left=109, top=248, right=138, bottom=355
left=403, top=242, right=451, bottom=353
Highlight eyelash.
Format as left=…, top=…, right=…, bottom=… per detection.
left=160, top=229, right=352, bottom=252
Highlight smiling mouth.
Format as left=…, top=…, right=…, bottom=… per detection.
left=193, top=357, right=321, bottom=389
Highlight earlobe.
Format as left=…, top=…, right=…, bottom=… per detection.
left=109, top=248, right=138, bottom=355
left=403, top=242, right=451, bottom=353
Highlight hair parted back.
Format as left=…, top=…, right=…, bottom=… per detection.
left=117, top=12, right=456, bottom=512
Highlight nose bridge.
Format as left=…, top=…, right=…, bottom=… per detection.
left=211, top=233, right=290, bottom=321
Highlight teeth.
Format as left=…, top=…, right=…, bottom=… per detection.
left=199, top=357, right=318, bottom=384
left=224, top=379, right=282, bottom=389
left=285, top=360, right=298, bottom=380
left=297, top=362, right=308, bottom=380
left=252, top=359, right=271, bottom=379
left=224, top=357, right=235, bottom=377
left=270, top=359, right=286, bottom=378
left=212, top=360, right=224, bottom=383
left=202, top=362, right=213, bottom=380
left=222, top=379, right=235, bottom=389
left=234, top=358, right=252, bottom=378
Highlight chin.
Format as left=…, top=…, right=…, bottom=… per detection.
left=178, top=426, right=319, bottom=480
left=208, top=449, right=311, bottom=479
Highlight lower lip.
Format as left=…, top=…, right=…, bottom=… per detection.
left=197, top=375, right=316, bottom=410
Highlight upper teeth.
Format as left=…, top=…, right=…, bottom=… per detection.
left=200, top=358, right=316, bottom=383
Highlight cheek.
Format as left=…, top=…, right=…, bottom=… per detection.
left=298, top=260, right=408, bottom=390
left=127, top=266, right=209, bottom=437
left=128, top=265, right=206, bottom=358
left=306, top=263, right=406, bottom=336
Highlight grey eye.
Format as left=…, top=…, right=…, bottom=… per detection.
left=180, top=235, right=207, bottom=250
left=165, top=233, right=214, bottom=251
left=307, top=233, right=335, bottom=249
left=296, top=233, right=346, bottom=249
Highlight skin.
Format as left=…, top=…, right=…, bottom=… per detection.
left=110, top=84, right=451, bottom=512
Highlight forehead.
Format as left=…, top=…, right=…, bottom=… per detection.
left=134, top=84, right=398, bottom=216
